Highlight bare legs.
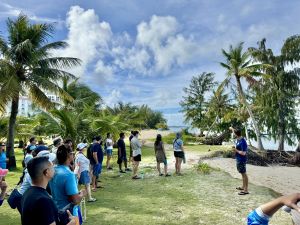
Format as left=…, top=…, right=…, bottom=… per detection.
left=241, top=173, right=249, bottom=192
left=175, top=157, right=183, bottom=174
left=106, top=155, right=111, bottom=169
left=157, top=162, right=168, bottom=175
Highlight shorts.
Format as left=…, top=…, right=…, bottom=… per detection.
left=117, top=155, right=127, bottom=164
left=247, top=209, right=269, bottom=225
left=78, top=170, right=91, bottom=185
left=236, top=161, right=246, bottom=174
left=93, top=163, right=102, bottom=176
left=133, top=154, right=141, bottom=162
left=174, top=151, right=184, bottom=159
left=106, top=149, right=113, bottom=156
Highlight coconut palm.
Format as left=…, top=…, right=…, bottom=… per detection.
left=219, top=42, right=266, bottom=150
left=249, top=37, right=300, bottom=151
left=0, top=15, right=80, bottom=168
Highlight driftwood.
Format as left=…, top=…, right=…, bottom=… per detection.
left=200, top=131, right=230, bottom=145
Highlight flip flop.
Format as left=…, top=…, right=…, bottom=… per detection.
left=238, top=191, right=249, bottom=195
left=236, top=187, right=244, bottom=190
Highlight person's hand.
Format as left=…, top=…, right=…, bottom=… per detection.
left=281, top=193, right=300, bottom=212
left=66, top=210, right=77, bottom=225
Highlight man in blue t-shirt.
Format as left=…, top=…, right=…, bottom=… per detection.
left=230, top=127, right=249, bottom=195
left=91, top=136, right=103, bottom=191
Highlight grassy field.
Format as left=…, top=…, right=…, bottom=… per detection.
left=1, top=146, right=292, bottom=225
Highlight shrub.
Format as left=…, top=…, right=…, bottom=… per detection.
left=196, top=162, right=211, bottom=174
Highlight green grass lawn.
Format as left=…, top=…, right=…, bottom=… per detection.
left=1, top=146, right=292, bottom=225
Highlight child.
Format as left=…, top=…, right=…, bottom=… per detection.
left=75, top=143, right=96, bottom=202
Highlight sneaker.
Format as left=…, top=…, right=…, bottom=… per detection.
left=125, top=168, right=132, bottom=172
left=165, top=174, right=171, bottom=177
left=159, top=173, right=164, bottom=176
left=132, top=175, right=141, bottom=180
left=107, top=167, right=113, bottom=170
left=87, top=198, right=97, bottom=202
left=119, top=170, right=126, bottom=173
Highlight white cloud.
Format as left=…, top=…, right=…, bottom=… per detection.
left=105, top=89, right=121, bottom=106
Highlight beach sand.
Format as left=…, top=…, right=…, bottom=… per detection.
left=204, top=158, right=300, bottom=195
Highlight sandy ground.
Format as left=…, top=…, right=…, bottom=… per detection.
left=140, top=129, right=300, bottom=195
left=203, top=158, right=300, bottom=195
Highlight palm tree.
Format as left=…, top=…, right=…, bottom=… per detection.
left=0, top=15, right=80, bottom=168
left=219, top=42, right=265, bottom=150
left=249, top=37, right=300, bottom=151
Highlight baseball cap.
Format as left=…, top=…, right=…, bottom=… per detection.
left=29, top=145, right=37, bottom=151
left=37, top=150, right=56, bottom=163
left=77, top=143, right=88, bottom=150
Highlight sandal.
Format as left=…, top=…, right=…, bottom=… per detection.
left=236, top=187, right=244, bottom=190
left=238, top=191, right=249, bottom=195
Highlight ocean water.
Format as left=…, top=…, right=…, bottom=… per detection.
left=168, top=126, right=297, bottom=151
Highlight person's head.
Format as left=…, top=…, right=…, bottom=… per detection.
left=38, top=140, right=44, bottom=146
left=95, top=136, right=102, bottom=143
left=37, top=151, right=57, bottom=164
left=27, top=156, right=54, bottom=184
left=27, top=145, right=36, bottom=154
left=176, top=132, right=182, bottom=139
left=155, top=134, right=162, bottom=146
left=131, top=131, right=134, bottom=135
left=133, top=131, right=139, bottom=137
left=29, top=137, right=36, bottom=145
left=119, top=132, right=125, bottom=139
left=53, top=138, right=62, bottom=147
left=107, top=133, right=111, bottom=138
left=233, top=129, right=242, bottom=138
left=56, top=144, right=74, bottom=165
left=77, top=143, right=87, bottom=151
left=64, top=138, right=73, bottom=148
left=0, top=143, right=5, bottom=152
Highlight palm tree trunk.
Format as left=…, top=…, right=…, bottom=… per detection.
left=277, top=102, right=285, bottom=151
left=7, top=95, right=19, bottom=169
left=236, top=76, right=264, bottom=150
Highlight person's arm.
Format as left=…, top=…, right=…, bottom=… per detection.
left=93, top=148, right=99, bottom=164
left=260, top=193, right=300, bottom=216
left=233, top=139, right=247, bottom=156
left=68, top=190, right=86, bottom=205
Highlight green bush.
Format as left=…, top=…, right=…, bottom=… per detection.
left=196, top=162, right=211, bottom=174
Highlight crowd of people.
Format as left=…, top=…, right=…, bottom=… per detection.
left=0, top=128, right=299, bottom=225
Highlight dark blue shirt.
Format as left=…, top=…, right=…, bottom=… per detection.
left=92, top=143, right=103, bottom=164
left=117, top=139, right=126, bottom=156
left=235, top=138, right=247, bottom=163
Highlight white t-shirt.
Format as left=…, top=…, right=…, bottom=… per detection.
left=18, top=169, right=32, bottom=195
left=24, top=154, right=33, bottom=166
left=131, top=136, right=142, bottom=157
left=74, top=153, right=90, bottom=175
left=106, top=138, right=113, bottom=150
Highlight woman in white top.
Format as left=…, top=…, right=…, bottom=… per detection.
left=75, top=143, right=96, bottom=202
left=105, top=133, right=114, bottom=170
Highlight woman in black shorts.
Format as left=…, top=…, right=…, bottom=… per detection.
left=173, top=133, right=184, bottom=175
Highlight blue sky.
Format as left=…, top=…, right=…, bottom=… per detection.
left=1, top=0, right=300, bottom=126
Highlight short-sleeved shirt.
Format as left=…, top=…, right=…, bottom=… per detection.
left=90, top=143, right=103, bottom=165
left=173, top=139, right=183, bottom=152
left=49, top=165, right=78, bottom=209
left=235, top=137, right=247, bottom=163
left=18, top=169, right=32, bottom=195
left=131, top=136, right=142, bottom=157
left=106, top=138, right=113, bottom=150
left=117, top=139, right=126, bottom=156
left=24, top=154, right=33, bottom=167
left=21, top=186, right=58, bottom=225
left=75, top=152, right=90, bottom=174
left=0, top=151, right=6, bottom=169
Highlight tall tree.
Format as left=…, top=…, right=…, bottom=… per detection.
left=180, top=72, right=216, bottom=128
left=0, top=15, right=80, bottom=168
left=249, top=37, right=300, bottom=151
left=219, top=42, right=266, bottom=150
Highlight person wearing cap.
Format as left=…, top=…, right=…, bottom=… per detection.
left=247, top=193, right=300, bottom=225
left=75, top=143, right=96, bottom=202
left=230, top=127, right=249, bottom=195
left=35, top=140, right=49, bottom=155
left=173, top=133, right=185, bottom=175
left=0, top=142, right=8, bottom=169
